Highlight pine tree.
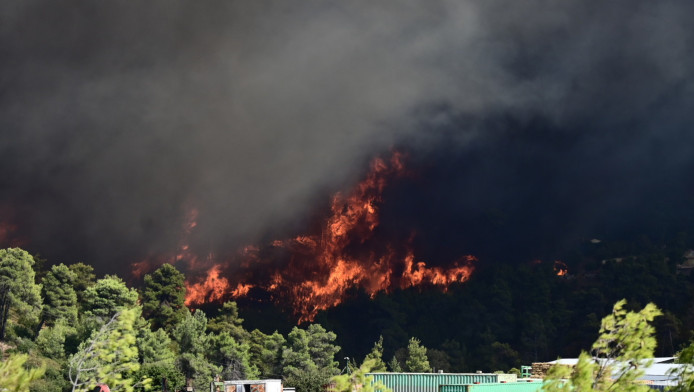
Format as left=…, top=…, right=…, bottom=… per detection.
left=0, top=248, right=42, bottom=340
left=363, top=336, right=387, bottom=372
left=136, top=321, right=184, bottom=392
left=388, top=356, right=401, bottom=372
left=81, top=275, right=138, bottom=321
left=141, top=264, right=187, bottom=332
left=282, top=327, right=317, bottom=381
left=405, top=337, right=431, bottom=372
left=207, top=301, right=249, bottom=343
left=249, top=329, right=285, bottom=378
left=40, top=264, right=78, bottom=327
left=307, top=324, right=340, bottom=373
left=68, top=263, right=96, bottom=304
left=68, top=308, right=144, bottom=392
left=137, top=325, right=176, bottom=364
left=172, top=309, right=219, bottom=391
left=282, top=324, right=340, bottom=391
left=210, top=332, right=258, bottom=380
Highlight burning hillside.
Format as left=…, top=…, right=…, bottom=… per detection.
left=135, top=152, right=476, bottom=323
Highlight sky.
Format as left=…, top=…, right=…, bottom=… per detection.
left=1, top=0, right=693, bottom=275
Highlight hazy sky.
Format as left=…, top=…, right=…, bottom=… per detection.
left=1, top=0, right=693, bottom=272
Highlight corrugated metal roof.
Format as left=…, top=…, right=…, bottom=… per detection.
left=367, top=373, right=503, bottom=392
left=542, top=358, right=686, bottom=382
left=439, top=382, right=543, bottom=392
left=547, top=357, right=675, bottom=365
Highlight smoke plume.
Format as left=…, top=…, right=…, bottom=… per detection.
left=0, top=1, right=693, bottom=273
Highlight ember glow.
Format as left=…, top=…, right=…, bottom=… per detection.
left=141, top=153, right=477, bottom=322
left=554, top=260, right=568, bottom=276
left=132, top=207, right=204, bottom=280
left=0, top=218, right=27, bottom=249
left=0, top=207, right=27, bottom=248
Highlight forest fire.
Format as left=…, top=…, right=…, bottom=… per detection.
left=131, top=207, right=206, bottom=280
left=185, top=264, right=230, bottom=305
left=141, top=153, right=477, bottom=322
left=554, top=260, right=568, bottom=276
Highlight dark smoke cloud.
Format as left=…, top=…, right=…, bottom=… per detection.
left=0, top=1, right=693, bottom=272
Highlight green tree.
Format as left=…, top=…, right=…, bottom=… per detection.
left=68, top=307, right=145, bottom=392
left=440, top=339, right=467, bottom=372
left=484, top=342, right=520, bottom=372
left=426, top=348, right=452, bottom=373
left=173, top=309, right=209, bottom=355
left=135, top=323, right=183, bottom=392
left=307, top=324, right=340, bottom=373
left=331, top=359, right=392, bottom=392
left=28, top=356, right=69, bottom=392
left=405, top=337, right=430, bottom=372
left=363, top=336, right=387, bottom=372
left=542, top=299, right=662, bottom=392
left=81, top=276, right=138, bottom=321
left=137, top=326, right=176, bottom=364
left=284, top=367, right=334, bottom=392
left=667, top=338, right=694, bottom=391
left=388, top=356, right=402, bottom=372
left=0, top=248, right=43, bottom=340
left=141, top=264, right=187, bottom=332
left=282, top=327, right=315, bottom=381
left=133, top=363, right=184, bottom=392
left=36, top=318, right=77, bottom=359
left=0, top=353, right=46, bottom=392
left=172, top=309, right=219, bottom=391
left=207, top=301, right=249, bottom=343
left=249, top=329, right=285, bottom=378
left=40, top=264, right=78, bottom=329
left=282, top=324, right=340, bottom=390
left=209, top=331, right=258, bottom=380
left=68, top=263, right=96, bottom=304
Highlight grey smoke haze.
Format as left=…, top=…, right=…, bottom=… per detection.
left=0, top=1, right=693, bottom=272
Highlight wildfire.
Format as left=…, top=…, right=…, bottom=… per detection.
left=402, top=254, right=476, bottom=288
left=140, top=152, right=477, bottom=322
left=131, top=207, right=202, bottom=280
left=554, top=260, right=568, bottom=276
left=185, top=264, right=230, bottom=305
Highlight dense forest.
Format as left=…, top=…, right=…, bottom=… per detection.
left=310, top=233, right=694, bottom=371
left=4, top=232, right=694, bottom=392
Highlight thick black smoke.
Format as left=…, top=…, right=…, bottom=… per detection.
left=1, top=1, right=693, bottom=273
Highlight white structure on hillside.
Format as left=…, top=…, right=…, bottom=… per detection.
left=210, top=379, right=283, bottom=392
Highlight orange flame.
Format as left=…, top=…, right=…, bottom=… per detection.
left=179, top=152, right=477, bottom=322
left=184, top=264, right=231, bottom=306
left=554, top=260, right=568, bottom=276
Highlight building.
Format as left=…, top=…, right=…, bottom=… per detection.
left=365, top=372, right=526, bottom=392
left=532, top=357, right=684, bottom=389
left=211, top=379, right=284, bottom=392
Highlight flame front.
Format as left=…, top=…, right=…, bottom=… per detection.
left=140, top=153, right=477, bottom=322
left=185, top=264, right=230, bottom=305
